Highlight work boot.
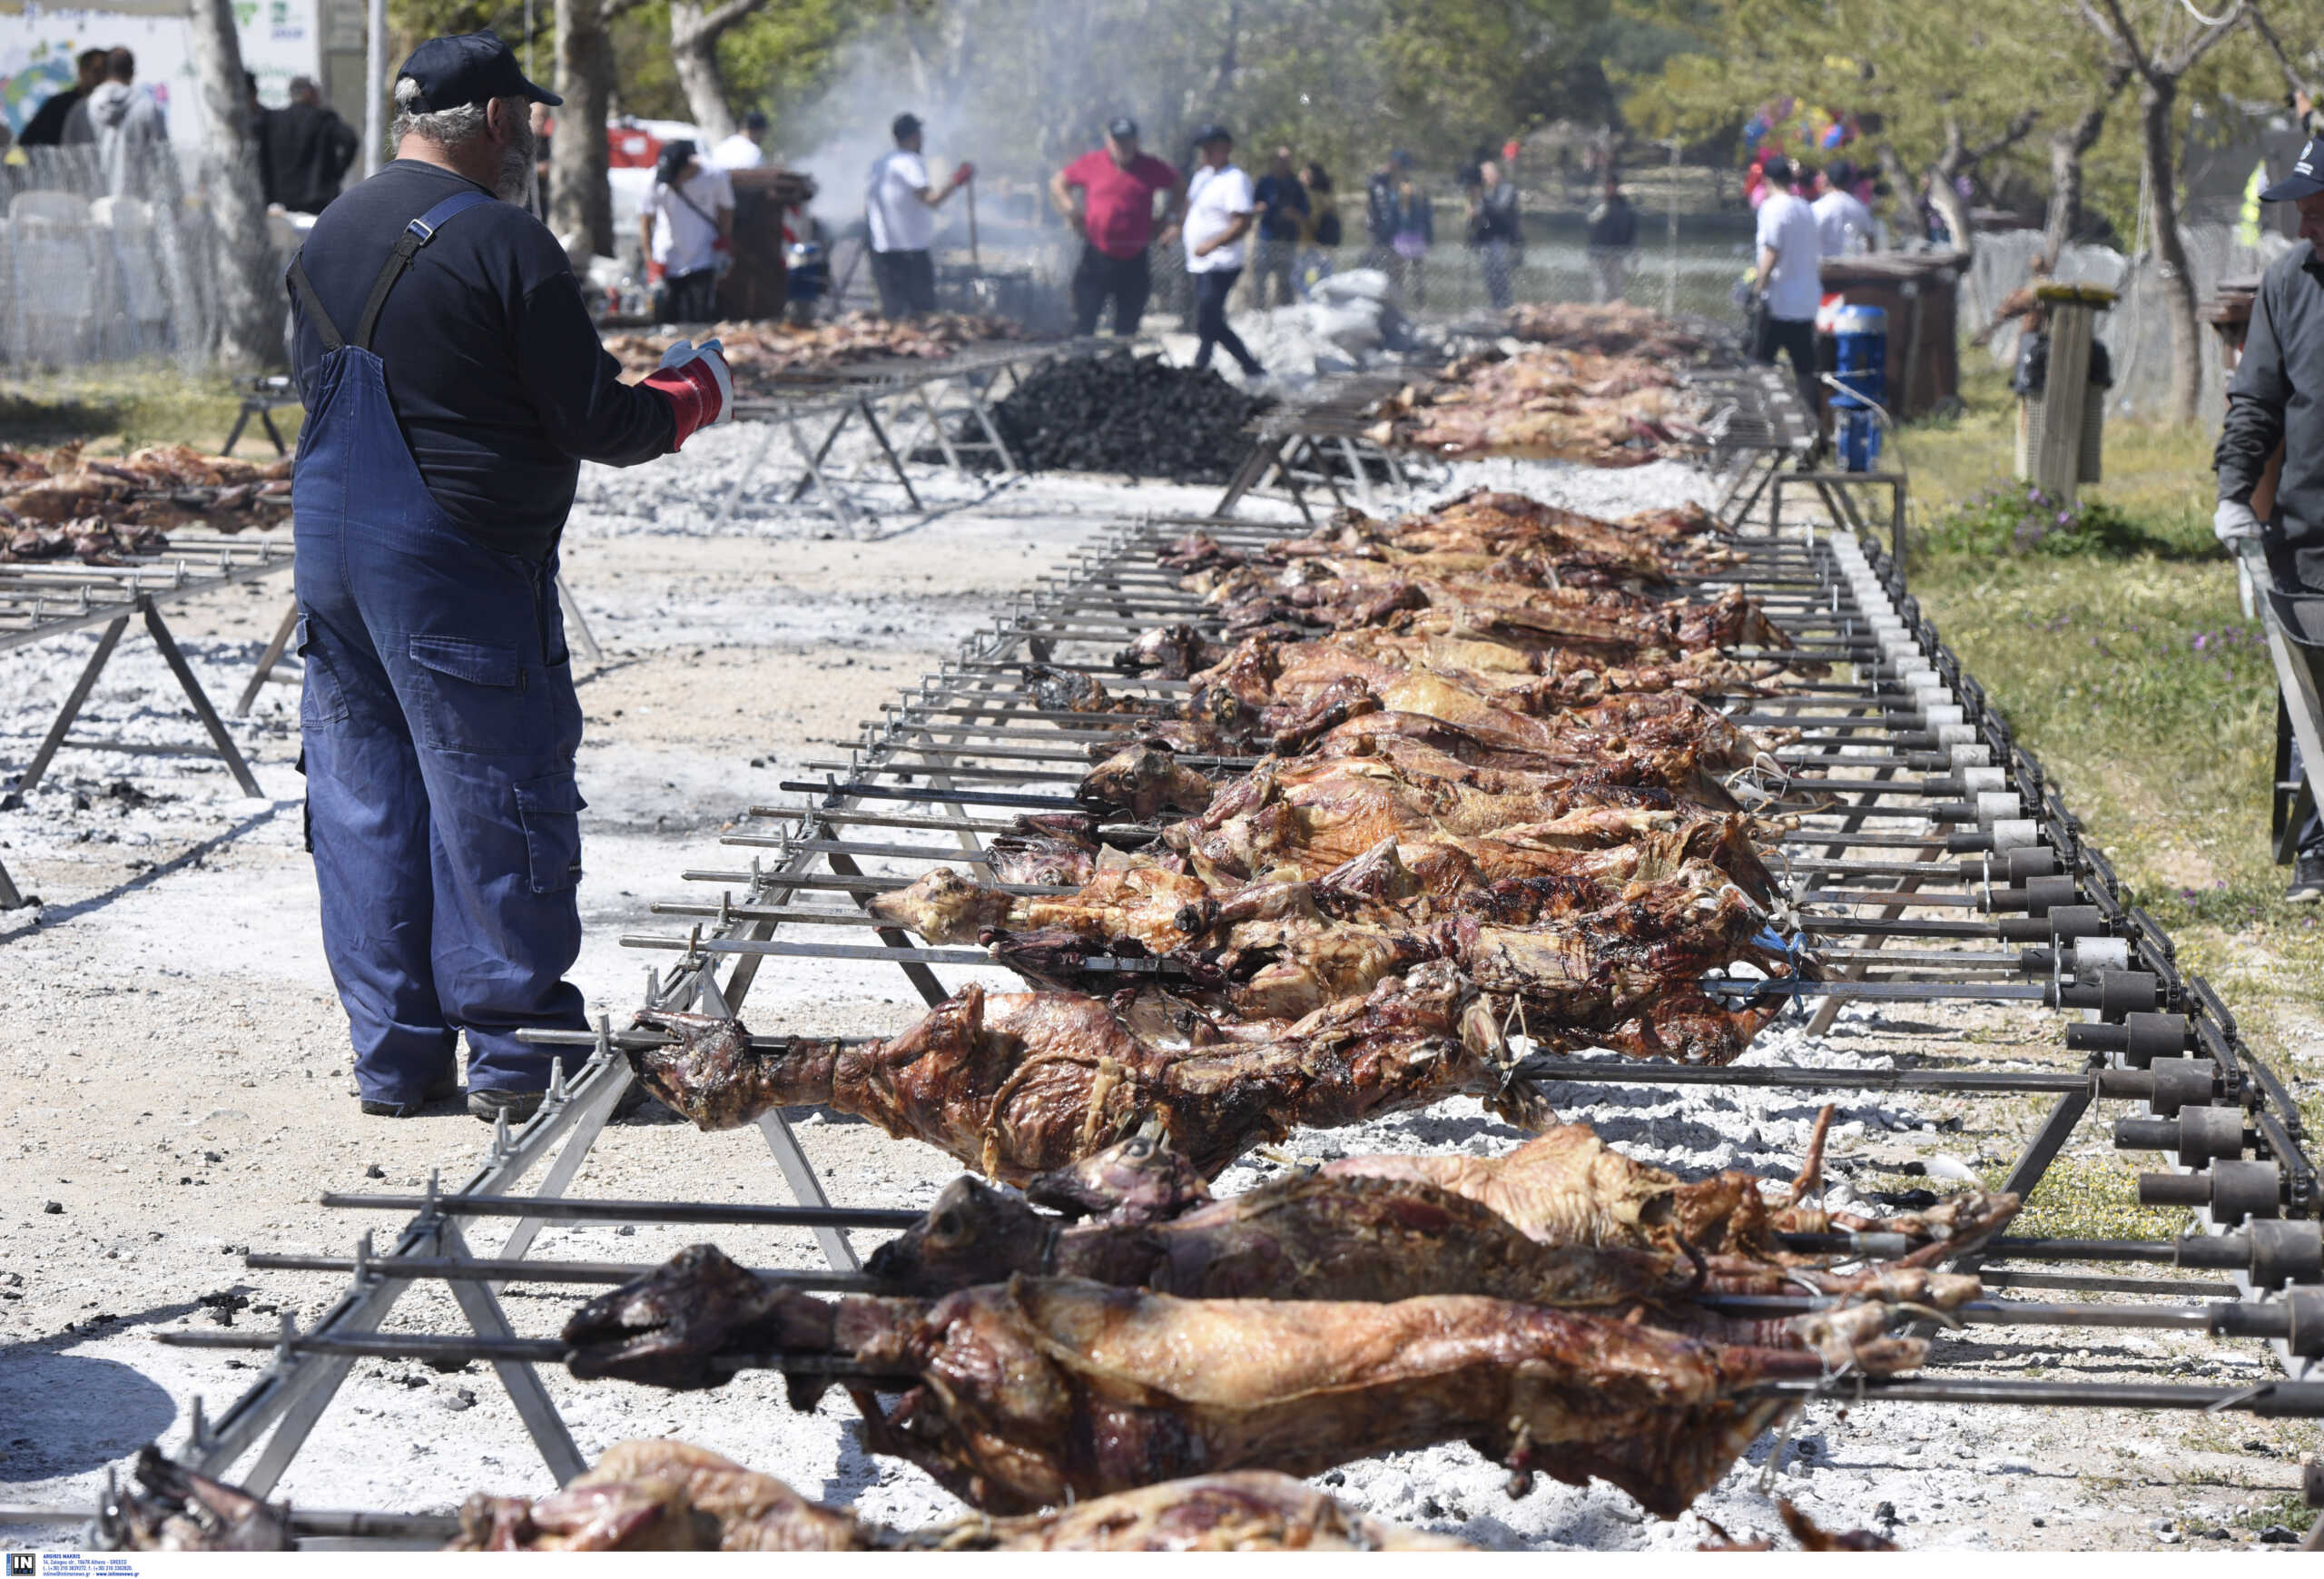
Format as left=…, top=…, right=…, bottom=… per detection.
left=468, top=1088, right=546, bottom=1125
left=358, top=1067, right=460, bottom=1119
left=469, top=1081, right=652, bottom=1125
left=2287, top=852, right=2324, bottom=903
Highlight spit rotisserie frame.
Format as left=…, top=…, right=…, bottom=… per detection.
left=168, top=473, right=2323, bottom=1530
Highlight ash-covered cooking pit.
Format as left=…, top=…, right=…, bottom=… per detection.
left=921, top=350, right=1273, bottom=483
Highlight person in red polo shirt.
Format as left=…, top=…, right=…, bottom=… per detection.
left=1049, top=115, right=1185, bottom=337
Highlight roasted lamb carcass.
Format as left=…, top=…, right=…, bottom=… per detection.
left=567, top=1274, right=1879, bottom=1518
left=458, top=1442, right=1453, bottom=1552
left=1325, top=1122, right=2021, bottom=1270
left=862, top=1166, right=1973, bottom=1368
left=626, top=962, right=1550, bottom=1182
left=978, top=859, right=1792, bottom=1057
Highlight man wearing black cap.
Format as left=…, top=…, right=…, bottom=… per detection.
left=2218, top=142, right=2324, bottom=901
left=1051, top=116, right=1184, bottom=337
left=287, top=31, right=736, bottom=1121
left=866, top=112, right=972, bottom=319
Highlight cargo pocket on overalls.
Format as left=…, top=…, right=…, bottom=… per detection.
left=408, top=635, right=529, bottom=755
left=514, top=773, right=586, bottom=894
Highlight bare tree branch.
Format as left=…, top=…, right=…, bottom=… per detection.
left=1967, top=107, right=2042, bottom=165
left=673, top=0, right=764, bottom=47
left=2082, top=0, right=2152, bottom=78
left=2160, top=0, right=2246, bottom=75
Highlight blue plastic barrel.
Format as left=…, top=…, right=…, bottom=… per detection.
left=1831, top=303, right=1886, bottom=471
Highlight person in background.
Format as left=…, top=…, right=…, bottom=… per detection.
left=1468, top=158, right=1521, bottom=311
left=1299, top=160, right=1339, bottom=292
left=263, top=74, right=359, bottom=214
left=1248, top=145, right=1306, bottom=309
left=1181, top=124, right=1265, bottom=383
left=639, top=138, right=733, bottom=322
left=864, top=111, right=970, bottom=319
left=2215, top=135, right=2324, bottom=901
left=711, top=108, right=768, bottom=171
left=1051, top=116, right=1183, bottom=338
left=1584, top=178, right=1638, bottom=304
left=286, top=30, right=732, bottom=1121
left=1363, top=148, right=1409, bottom=271
left=1364, top=153, right=1432, bottom=306
left=1812, top=158, right=1877, bottom=257
left=64, top=47, right=167, bottom=199
left=19, top=48, right=106, bottom=149
left=1752, top=154, right=1822, bottom=406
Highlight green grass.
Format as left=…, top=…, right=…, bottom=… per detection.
left=1896, top=361, right=2324, bottom=1140
left=0, top=364, right=302, bottom=455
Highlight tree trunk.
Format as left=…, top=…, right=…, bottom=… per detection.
left=2041, top=69, right=2129, bottom=271
left=1924, top=160, right=1973, bottom=259
left=670, top=0, right=737, bottom=143
left=2140, top=76, right=2202, bottom=423
left=551, top=0, right=615, bottom=263
left=185, top=0, right=280, bottom=370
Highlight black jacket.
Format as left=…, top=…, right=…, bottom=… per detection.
left=262, top=102, right=360, bottom=214
left=17, top=86, right=84, bottom=147
left=2219, top=244, right=2324, bottom=549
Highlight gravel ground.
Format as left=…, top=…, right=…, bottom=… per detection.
left=0, top=447, right=2316, bottom=1552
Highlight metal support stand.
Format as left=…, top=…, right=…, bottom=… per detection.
left=4, top=597, right=262, bottom=807
left=554, top=575, right=604, bottom=664
left=234, top=601, right=301, bottom=718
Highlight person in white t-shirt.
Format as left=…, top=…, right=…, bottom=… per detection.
left=1752, top=155, right=1823, bottom=404
left=639, top=139, right=734, bottom=322
left=709, top=108, right=767, bottom=171
left=1182, top=124, right=1265, bottom=380
left=1810, top=158, right=1880, bottom=258
left=865, top=111, right=973, bottom=318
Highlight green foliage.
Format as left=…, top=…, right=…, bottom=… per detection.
left=1920, top=483, right=2209, bottom=560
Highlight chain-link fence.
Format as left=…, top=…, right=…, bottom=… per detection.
left=0, top=143, right=298, bottom=378
left=1960, top=222, right=2294, bottom=424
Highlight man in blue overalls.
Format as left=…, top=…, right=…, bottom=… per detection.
left=289, top=31, right=734, bottom=1121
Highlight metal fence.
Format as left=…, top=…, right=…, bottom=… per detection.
left=0, top=143, right=299, bottom=377
left=1960, top=222, right=2294, bottom=422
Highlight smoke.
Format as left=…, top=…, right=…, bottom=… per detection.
left=769, top=0, right=1305, bottom=248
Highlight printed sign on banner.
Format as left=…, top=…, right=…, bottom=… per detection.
left=0, top=0, right=322, bottom=143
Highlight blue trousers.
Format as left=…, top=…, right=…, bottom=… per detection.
left=293, top=341, right=587, bottom=1105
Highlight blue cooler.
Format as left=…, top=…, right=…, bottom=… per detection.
left=786, top=241, right=830, bottom=306
left=1830, top=303, right=1887, bottom=471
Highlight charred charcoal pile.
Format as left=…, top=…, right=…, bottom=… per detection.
left=916, top=350, right=1274, bottom=481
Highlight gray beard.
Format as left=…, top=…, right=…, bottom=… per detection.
left=494, top=123, right=535, bottom=203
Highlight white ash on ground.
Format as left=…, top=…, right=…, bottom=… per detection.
left=0, top=449, right=2315, bottom=1552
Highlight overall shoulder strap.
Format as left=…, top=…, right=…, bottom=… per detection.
left=350, top=187, right=497, bottom=350
left=286, top=252, right=341, bottom=350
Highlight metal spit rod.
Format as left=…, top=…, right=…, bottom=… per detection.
left=147, top=1333, right=2324, bottom=1415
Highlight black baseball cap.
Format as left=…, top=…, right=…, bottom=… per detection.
left=1108, top=116, right=1138, bottom=140
left=396, top=29, right=559, bottom=111
left=1193, top=123, right=1233, bottom=146
left=892, top=112, right=921, bottom=140
left=2260, top=138, right=2324, bottom=202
